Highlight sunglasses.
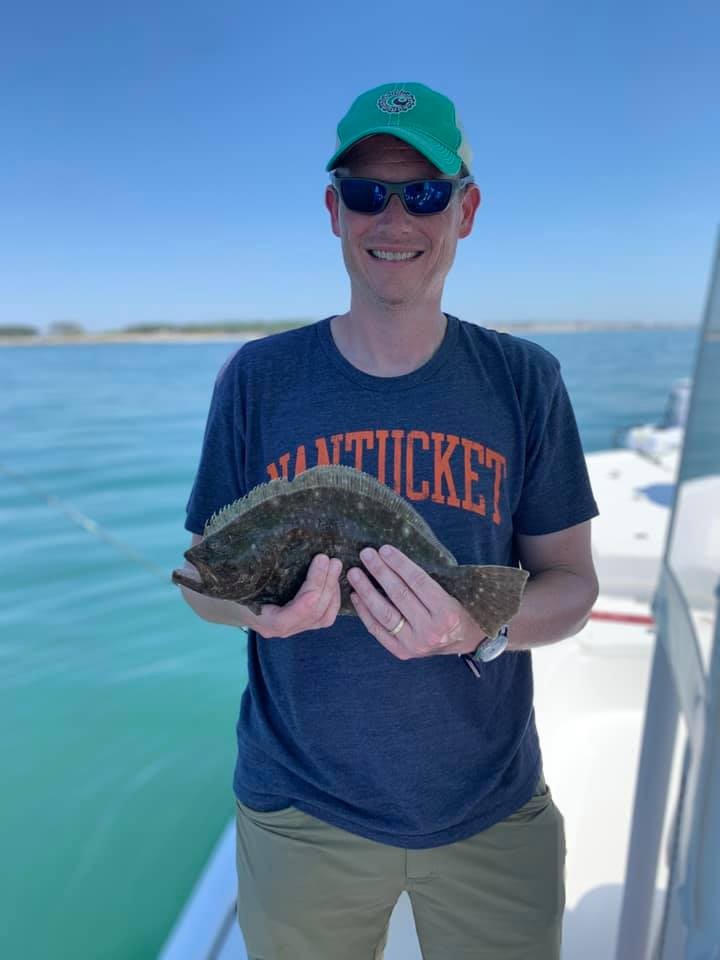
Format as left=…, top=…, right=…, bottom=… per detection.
left=330, top=174, right=474, bottom=217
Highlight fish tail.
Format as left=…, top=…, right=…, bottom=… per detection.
left=433, top=565, right=529, bottom=638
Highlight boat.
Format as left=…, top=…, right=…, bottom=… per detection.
left=159, top=241, right=719, bottom=960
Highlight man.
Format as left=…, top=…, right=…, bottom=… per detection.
left=176, top=81, right=599, bottom=959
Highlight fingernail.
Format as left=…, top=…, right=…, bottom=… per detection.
left=379, top=544, right=393, bottom=558
left=360, top=547, right=375, bottom=563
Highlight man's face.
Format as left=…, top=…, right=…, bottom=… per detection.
left=325, top=134, right=480, bottom=310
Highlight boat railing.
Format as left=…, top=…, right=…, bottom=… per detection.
left=614, top=231, right=720, bottom=960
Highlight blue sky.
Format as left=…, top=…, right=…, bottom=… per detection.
left=2, top=0, right=718, bottom=332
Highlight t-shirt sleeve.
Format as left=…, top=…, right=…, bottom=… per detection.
left=184, top=357, right=245, bottom=536
left=513, top=365, right=599, bottom=536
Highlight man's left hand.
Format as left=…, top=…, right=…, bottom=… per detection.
left=347, top=544, right=482, bottom=660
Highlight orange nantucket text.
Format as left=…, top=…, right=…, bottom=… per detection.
left=265, top=429, right=507, bottom=525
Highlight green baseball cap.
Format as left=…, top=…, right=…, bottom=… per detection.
left=326, top=81, right=473, bottom=176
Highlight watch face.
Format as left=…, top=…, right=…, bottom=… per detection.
left=473, top=625, right=509, bottom=662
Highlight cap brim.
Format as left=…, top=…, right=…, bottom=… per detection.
left=326, top=126, right=462, bottom=176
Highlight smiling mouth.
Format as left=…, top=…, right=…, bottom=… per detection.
left=368, top=249, right=423, bottom=261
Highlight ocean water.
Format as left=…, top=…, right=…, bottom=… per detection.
left=0, top=326, right=699, bottom=959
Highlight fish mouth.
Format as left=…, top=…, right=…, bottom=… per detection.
left=171, top=568, right=205, bottom=592
left=174, top=552, right=223, bottom=596
left=172, top=552, right=274, bottom=606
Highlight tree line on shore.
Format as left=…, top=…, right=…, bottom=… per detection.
left=0, top=320, right=311, bottom=338
left=0, top=319, right=695, bottom=339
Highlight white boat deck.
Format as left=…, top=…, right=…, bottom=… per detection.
left=588, top=447, right=678, bottom=603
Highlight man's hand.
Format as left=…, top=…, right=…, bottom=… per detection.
left=246, top=554, right=343, bottom=638
left=347, top=544, right=483, bottom=660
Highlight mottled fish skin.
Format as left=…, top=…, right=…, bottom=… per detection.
left=172, top=465, right=528, bottom=637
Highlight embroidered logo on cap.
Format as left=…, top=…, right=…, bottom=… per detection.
left=377, top=89, right=417, bottom=114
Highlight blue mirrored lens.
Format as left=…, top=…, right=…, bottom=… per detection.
left=404, top=180, right=453, bottom=214
left=339, top=180, right=387, bottom=213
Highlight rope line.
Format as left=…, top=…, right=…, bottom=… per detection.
left=0, top=462, right=171, bottom=584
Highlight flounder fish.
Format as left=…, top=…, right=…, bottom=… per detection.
left=172, top=464, right=528, bottom=637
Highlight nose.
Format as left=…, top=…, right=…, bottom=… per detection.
left=377, top=193, right=412, bottom=224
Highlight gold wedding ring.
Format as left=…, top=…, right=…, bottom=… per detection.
left=389, top=615, right=406, bottom=636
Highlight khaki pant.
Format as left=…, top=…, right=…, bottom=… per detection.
left=235, top=775, right=565, bottom=960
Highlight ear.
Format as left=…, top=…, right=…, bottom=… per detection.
left=458, top=184, right=481, bottom=239
left=325, top=185, right=341, bottom=238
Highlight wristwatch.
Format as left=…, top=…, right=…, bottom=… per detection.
left=460, top=624, right=509, bottom=676
left=473, top=623, right=509, bottom=662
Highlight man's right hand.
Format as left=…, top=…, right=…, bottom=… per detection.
left=242, top=554, right=343, bottom=638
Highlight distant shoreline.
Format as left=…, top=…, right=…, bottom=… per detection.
left=0, top=322, right=697, bottom=348
left=0, top=330, right=268, bottom=348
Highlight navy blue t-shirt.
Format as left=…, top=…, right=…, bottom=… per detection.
left=184, top=314, right=599, bottom=848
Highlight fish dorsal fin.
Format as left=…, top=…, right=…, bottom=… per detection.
left=203, top=475, right=290, bottom=536
left=203, top=464, right=456, bottom=564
